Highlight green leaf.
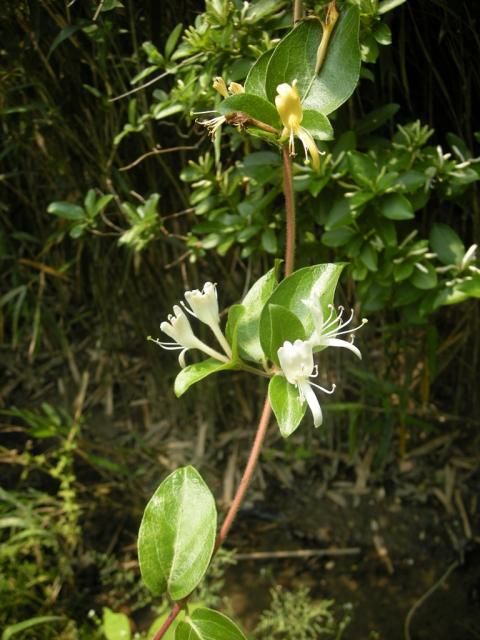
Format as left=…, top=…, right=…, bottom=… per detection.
left=244, top=49, right=274, bottom=98
left=378, top=0, right=407, bottom=14
left=174, top=358, right=233, bottom=397
left=260, top=304, right=306, bottom=365
left=102, top=608, right=131, bottom=640
left=165, top=23, right=183, bottom=59
left=47, top=201, right=85, bottom=220
left=265, top=7, right=360, bottom=114
left=379, top=193, right=414, bottom=220
left=302, top=110, right=333, bottom=140
left=225, top=304, right=246, bottom=362
left=348, top=151, right=377, bottom=186
left=259, top=264, right=344, bottom=340
left=360, top=243, right=378, bottom=271
left=373, top=23, right=392, bottom=45
left=47, top=23, right=87, bottom=58
left=269, top=374, right=305, bottom=438
left=138, top=467, right=217, bottom=601
left=303, top=7, right=360, bottom=114
left=355, top=103, right=399, bottom=135
left=322, top=227, right=356, bottom=247
left=2, top=617, right=63, bottom=640
left=175, top=608, right=247, bottom=640
left=236, top=266, right=279, bottom=364
left=429, top=223, right=465, bottom=265
left=411, top=263, right=438, bottom=290
left=218, top=94, right=280, bottom=129
left=457, top=274, right=480, bottom=298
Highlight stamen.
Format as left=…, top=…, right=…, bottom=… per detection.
left=310, top=381, right=336, bottom=394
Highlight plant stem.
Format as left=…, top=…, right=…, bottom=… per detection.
left=152, top=601, right=184, bottom=640
left=215, top=397, right=272, bottom=550
left=293, top=0, right=303, bottom=23
left=282, top=146, right=296, bottom=277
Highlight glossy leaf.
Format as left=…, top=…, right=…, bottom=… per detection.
left=302, top=110, right=333, bottom=140
left=260, top=304, right=306, bottom=365
left=244, top=48, right=274, bottom=98
left=379, top=193, right=414, bottom=220
left=47, top=201, right=84, bottom=220
left=264, top=8, right=360, bottom=114
left=174, top=359, right=233, bottom=397
left=269, top=374, right=305, bottom=437
left=236, top=265, right=279, bottom=363
left=302, top=7, right=361, bottom=114
left=138, top=467, right=217, bottom=600
left=224, top=303, right=246, bottom=362
left=429, top=223, right=465, bottom=265
left=219, top=94, right=280, bottom=129
left=259, top=264, right=344, bottom=343
left=175, top=608, right=247, bottom=640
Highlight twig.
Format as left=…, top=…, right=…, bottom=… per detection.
left=93, top=0, right=105, bottom=21
left=119, top=144, right=199, bottom=171
left=404, top=560, right=460, bottom=640
left=234, top=547, right=361, bottom=560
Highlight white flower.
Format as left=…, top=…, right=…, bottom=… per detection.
left=275, top=81, right=321, bottom=170
left=278, top=339, right=335, bottom=428
left=182, top=282, right=232, bottom=358
left=200, top=115, right=227, bottom=138
left=304, top=299, right=367, bottom=359
left=150, top=302, right=229, bottom=368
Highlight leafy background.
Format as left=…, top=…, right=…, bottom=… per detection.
left=1, top=0, right=479, bottom=637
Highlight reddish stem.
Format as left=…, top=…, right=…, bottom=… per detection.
left=215, top=397, right=272, bottom=550
left=282, top=146, right=295, bottom=277
left=152, top=601, right=184, bottom=640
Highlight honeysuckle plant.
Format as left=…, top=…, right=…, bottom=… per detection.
left=137, top=2, right=372, bottom=639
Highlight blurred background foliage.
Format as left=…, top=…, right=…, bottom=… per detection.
left=1, top=0, right=479, bottom=637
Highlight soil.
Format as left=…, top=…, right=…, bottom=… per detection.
left=223, top=452, right=480, bottom=639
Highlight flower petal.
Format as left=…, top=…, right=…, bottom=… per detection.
left=323, top=337, right=362, bottom=359
left=298, top=380, right=323, bottom=428
left=297, top=127, right=320, bottom=170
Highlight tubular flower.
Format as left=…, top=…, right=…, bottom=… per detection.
left=275, top=81, right=321, bottom=170
left=183, top=282, right=232, bottom=357
left=278, top=339, right=336, bottom=428
left=150, top=283, right=232, bottom=367
left=303, top=299, right=367, bottom=359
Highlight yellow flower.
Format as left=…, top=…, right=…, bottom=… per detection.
left=275, top=81, right=320, bottom=170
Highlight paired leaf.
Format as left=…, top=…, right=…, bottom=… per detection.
left=260, top=304, right=306, bottom=365
left=138, top=467, right=217, bottom=600
left=259, top=264, right=344, bottom=356
left=235, top=266, right=279, bottom=363
left=379, top=193, right=414, bottom=220
left=268, top=375, right=306, bottom=437
left=302, top=7, right=361, bottom=114
left=264, top=8, right=360, bottom=115
left=175, top=608, right=246, bottom=640
left=174, top=359, right=233, bottom=397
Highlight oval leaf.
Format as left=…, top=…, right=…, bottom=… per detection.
left=429, top=223, right=465, bottom=265
left=236, top=266, right=279, bottom=363
left=379, top=193, right=414, bottom=220
left=244, top=48, right=274, bottom=98
left=260, top=303, right=306, bottom=365
left=138, top=466, right=217, bottom=600
left=302, top=110, right=333, bottom=140
left=269, top=374, right=305, bottom=438
left=218, top=94, right=280, bottom=129
left=174, top=359, right=232, bottom=397
left=259, top=264, right=345, bottom=343
left=175, top=608, right=246, bottom=640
